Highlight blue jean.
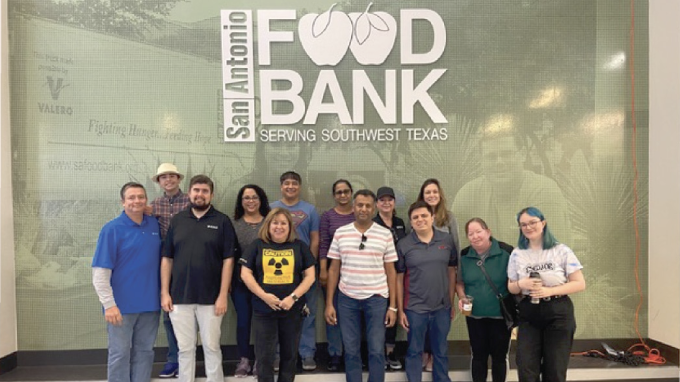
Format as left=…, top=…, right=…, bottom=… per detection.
left=405, top=307, right=451, bottom=382
left=162, top=311, right=178, bottom=364
left=232, top=280, right=254, bottom=358
left=338, top=292, right=387, bottom=382
left=321, top=284, right=343, bottom=356
left=107, top=310, right=160, bottom=382
left=298, top=280, right=318, bottom=358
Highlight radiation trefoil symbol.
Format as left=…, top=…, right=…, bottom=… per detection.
left=268, top=257, right=289, bottom=276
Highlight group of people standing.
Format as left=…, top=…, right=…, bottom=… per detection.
left=92, top=162, right=585, bottom=382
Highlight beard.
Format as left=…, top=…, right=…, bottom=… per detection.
left=191, top=201, right=211, bottom=211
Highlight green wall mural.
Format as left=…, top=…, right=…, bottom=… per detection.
left=8, top=0, right=648, bottom=350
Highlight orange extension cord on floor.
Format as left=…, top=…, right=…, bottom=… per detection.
left=571, top=0, right=666, bottom=367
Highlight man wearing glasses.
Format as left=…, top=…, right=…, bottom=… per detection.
left=325, top=189, right=398, bottom=382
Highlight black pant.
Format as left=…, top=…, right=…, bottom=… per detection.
left=516, top=296, right=576, bottom=382
left=385, top=323, right=397, bottom=347
left=253, top=308, right=303, bottom=382
left=465, top=317, right=511, bottom=382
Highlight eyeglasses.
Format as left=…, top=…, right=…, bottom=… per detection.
left=334, top=189, right=352, bottom=196
left=359, top=234, right=367, bottom=250
left=243, top=196, right=260, bottom=201
left=519, top=220, right=542, bottom=229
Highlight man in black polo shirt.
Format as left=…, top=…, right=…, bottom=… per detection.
left=161, top=175, right=236, bottom=382
left=396, top=201, right=457, bottom=382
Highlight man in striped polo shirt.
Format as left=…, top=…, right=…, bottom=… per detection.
left=325, top=189, right=398, bottom=382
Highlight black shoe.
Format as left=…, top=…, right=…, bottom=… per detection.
left=386, top=352, right=402, bottom=370
left=327, top=355, right=342, bottom=371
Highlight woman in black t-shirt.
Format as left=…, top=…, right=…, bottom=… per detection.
left=241, top=208, right=316, bottom=382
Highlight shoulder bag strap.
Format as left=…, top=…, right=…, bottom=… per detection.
left=476, top=260, right=503, bottom=300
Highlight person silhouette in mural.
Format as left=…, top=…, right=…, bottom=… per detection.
left=452, top=115, right=571, bottom=246
left=92, top=182, right=161, bottom=382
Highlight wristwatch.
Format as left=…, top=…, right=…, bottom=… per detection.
left=290, top=293, right=299, bottom=302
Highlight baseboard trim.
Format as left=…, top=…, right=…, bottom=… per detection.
left=14, top=339, right=679, bottom=367
left=0, top=351, right=18, bottom=375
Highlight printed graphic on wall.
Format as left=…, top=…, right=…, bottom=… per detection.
left=7, top=0, right=649, bottom=350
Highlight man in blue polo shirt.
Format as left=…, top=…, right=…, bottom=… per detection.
left=396, top=201, right=457, bottom=382
left=92, top=182, right=162, bottom=382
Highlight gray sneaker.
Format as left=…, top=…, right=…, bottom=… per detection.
left=273, top=357, right=280, bottom=372
left=235, top=357, right=251, bottom=378
left=302, top=357, right=317, bottom=371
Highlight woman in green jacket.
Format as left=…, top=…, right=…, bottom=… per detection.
left=456, top=218, right=513, bottom=382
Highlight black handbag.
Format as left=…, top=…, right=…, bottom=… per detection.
left=476, top=260, right=519, bottom=330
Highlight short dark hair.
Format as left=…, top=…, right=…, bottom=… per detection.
left=479, top=114, right=527, bottom=151
left=189, top=174, right=214, bottom=193
left=234, top=184, right=271, bottom=220
left=332, top=179, right=353, bottom=194
left=408, top=200, right=434, bottom=219
left=120, top=182, right=146, bottom=200
left=353, top=189, right=376, bottom=202
left=280, top=171, right=302, bottom=184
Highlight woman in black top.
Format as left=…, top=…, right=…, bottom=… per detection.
left=241, top=208, right=316, bottom=382
left=232, top=184, right=271, bottom=377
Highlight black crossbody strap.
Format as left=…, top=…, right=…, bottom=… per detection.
left=475, top=259, right=504, bottom=300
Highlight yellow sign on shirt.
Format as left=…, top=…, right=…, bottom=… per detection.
left=263, top=248, right=295, bottom=285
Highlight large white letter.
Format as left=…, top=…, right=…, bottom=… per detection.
left=303, top=70, right=352, bottom=125
left=260, top=70, right=305, bottom=125
left=352, top=70, right=397, bottom=124
left=257, top=10, right=296, bottom=65
left=400, top=9, right=446, bottom=65
left=401, top=69, right=448, bottom=124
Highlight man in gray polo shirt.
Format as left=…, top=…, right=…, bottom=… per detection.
left=396, top=201, right=457, bottom=382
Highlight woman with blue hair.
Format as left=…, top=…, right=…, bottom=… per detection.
left=507, top=207, right=585, bottom=382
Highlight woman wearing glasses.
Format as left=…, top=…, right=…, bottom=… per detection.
left=318, top=179, right=355, bottom=371
left=416, top=178, right=460, bottom=370
left=241, top=208, right=316, bottom=382
left=456, top=218, right=513, bottom=382
left=507, top=207, right=585, bottom=382
left=373, top=186, right=407, bottom=370
left=232, top=184, right=271, bottom=377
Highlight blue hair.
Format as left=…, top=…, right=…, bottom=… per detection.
left=516, top=206, right=559, bottom=250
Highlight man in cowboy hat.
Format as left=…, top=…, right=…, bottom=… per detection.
left=150, top=163, right=190, bottom=378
